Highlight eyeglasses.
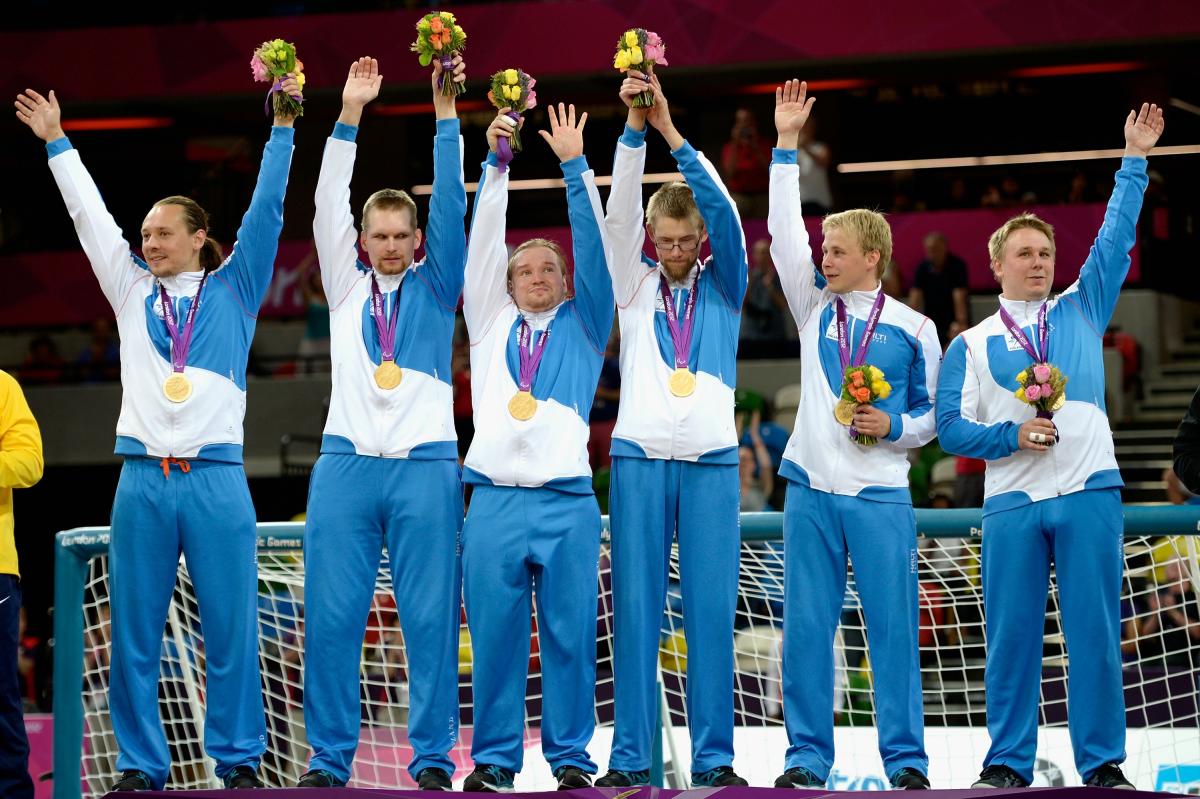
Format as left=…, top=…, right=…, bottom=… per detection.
left=653, top=236, right=700, bottom=253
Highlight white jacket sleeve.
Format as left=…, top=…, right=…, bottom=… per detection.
left=768, top=148, right=824, bottom=328
left=313, top=124, right=366, bottom=310
left=463, top=153, right=513, bottom=340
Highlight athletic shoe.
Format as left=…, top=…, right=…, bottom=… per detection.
left=110, top=770, right=153, bottom=792
left=224, top=765, right=264, bottom=789
left=890, top=768, right=931, bottom=790
left=298, top=769, right=344, bottom=788
left=692, top=766, right=749, bottom=787
left=1085, top=763, right=1135, bottom=790
left=774, top=767, right=824, bottom=788
left=463, top=764, right=516, bottom=792
left=554, top=766, right=593, bottom=790
left=418, top=767, right=454, bottom=791
left=972, top=765, right=1030, bottom=788
left=594, top=769, right=651, bottom=787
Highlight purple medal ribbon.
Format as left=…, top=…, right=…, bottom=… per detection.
left=369, top=274, right=403, bottom=363
left=517, top=320, right=551, bottom=391
left=658, top=271, right=700, bottom=370
left=159, top=274, right=209, bottom=374
left=835, top=292, right=886, bottom=371
left=495, top=111, right=521, bottom=174
left=999, top=303, right=1056, bottom=421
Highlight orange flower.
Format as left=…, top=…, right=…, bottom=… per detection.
left=850, top=370, right=865, bottom=387
left=442, top=29, right=453, bottom=43
left=432, top=36, right=443, bottom=50
left=430, top=17, right=444, bottom=33
left=854, top=387, right=871, bottom=403
left=487, top=90, right=496, bottom=105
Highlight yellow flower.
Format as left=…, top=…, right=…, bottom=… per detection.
left=295, top=72, right=305, bottom=89
left=868, top=366, right=884, bottom=381
left=504, top=85, right=516, bottom=100
left=875, top=381, right=892, bottom=399
left=454, top=25, right=465, bottom=39
left=629, top=45, right=643, bottom=64
left=440, top=11, right=453, bottom=21
left=1014, top=386, right=1025, bottom=400
left=1016, top=370, right=1028, bottom=383
left=614, top=50, right=631, bottom=70
left=505, top=68, right=519, bottom=85
left=625, top=30, right=639, bottom=47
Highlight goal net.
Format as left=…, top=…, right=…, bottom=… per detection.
left=61, top=520, right=1200, bottom=796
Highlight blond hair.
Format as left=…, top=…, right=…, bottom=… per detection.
left=362, top=189, right=419, bottom=231
left=645, top=181, right=704, bottom=231
left=822, top=209, right=893, bottom=277
left=506, top=238, right=569, bottom=284
left=988, top=213, right=1055, bottom=262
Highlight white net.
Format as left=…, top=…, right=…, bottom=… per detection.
left=73, top=532, right=1200, bottom=795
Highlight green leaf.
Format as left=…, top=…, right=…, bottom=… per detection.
left=419, top=51, right=433, bottom=67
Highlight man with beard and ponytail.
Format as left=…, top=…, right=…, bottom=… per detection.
left=768, top=80, right=939, bottom=791
left=298, top=55, right=466, bottom=790
left=458, top=103, right=612, bottom=793
left=15, top=76, right=301, bottom=791
left=937, top=103, right=1165, bottom=791
left=598, top=69, right=749, bottom=789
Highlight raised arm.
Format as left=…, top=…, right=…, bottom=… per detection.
left=314, top=58, right=381, bottom=309
left=17, top=89, right=142, bottom=310
left=463, top=112, right=518, bottom=339
left=540, top=103, right=615, bottom=348
left=0, top=372, right=43, bottom=491
left=1069, top=103, right=1162, bottom=330
left=217, top=75, right=302, bottom=309
left=605, top=69, right=656, bottom=306
left=769, top=79, right=824, bottom=326
left=883, top=319, right=942, bottom=449
left=647, top=75, right=747, bottom=308
left=422, top=55, right=469, bottom=308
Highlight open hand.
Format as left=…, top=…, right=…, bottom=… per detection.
left=538, top=102, right=587, bottom=163
left=14, top=89, right=64, bottom=143
left=775, top=79, right=815, bottom=149
left=1124, top=102, right=1164, bottom=157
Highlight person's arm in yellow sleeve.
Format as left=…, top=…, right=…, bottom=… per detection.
left=0, top=372, right=44, bottom=490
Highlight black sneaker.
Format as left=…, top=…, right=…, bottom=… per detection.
left=594, top=769, right=651, bottom=787
left=418, top=767, right=453, bottom=791
left=463, top=764, right=515, bottom=792
left=298, top=769, right=344, bottom=788
left=774, top=767, right=824, bottom=788
left=1085, top=763, right=1135, bottom=790
left=110, top=770, right=153, bottom=792
left=890, top=768, right=931, bottom=790
left=224, top=765, right=263, bottom=789
left=692, top=766, right=749, bottom=787
left=972, top=765, right=1030, bottom=788
left=554, top=766, right=593, bottom=790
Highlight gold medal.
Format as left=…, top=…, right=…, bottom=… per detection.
left=668, top=368, right=696, bottom=398
left=508, top=391, right=537, bottom=421
left=834, top=399, right=856, bottom=426
left=163, top=373, right=192, bottom=403
left=374, top=360, right=402, bottom=390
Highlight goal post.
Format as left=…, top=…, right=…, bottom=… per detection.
left=53, top=508, right=1200, bottom=798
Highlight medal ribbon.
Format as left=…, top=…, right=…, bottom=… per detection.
left=836, top=292, right=886, bottom=371
left=370, top=273, right=404, bottom=363
left=517, top=320, right=551, bottom=392
left=159, top=274, right=209, bottom=374
left=658, top=270, right=700, bottom=369
left=998, top=303, right=1048, bottom=364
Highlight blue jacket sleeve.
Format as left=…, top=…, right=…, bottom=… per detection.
left=672, top=141, right=748, bottom=309
left=1066, top=156, right=1148, bottom=331
left=421, top=118, right=467, bottom=308
left=936, top=335, right=1020, bottom=460
left=562, top=155, right=615, bottom=350
left=220, top=126, right=295, bottom=309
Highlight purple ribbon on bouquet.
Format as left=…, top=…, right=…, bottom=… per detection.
left=159, top=274, right=209, bottom=374
left=264, top=78, right=304, bottom=116
left=436, top=54, right=455, bottom=91
left=836, top=292, right=886, bottom=440
left=658, top=272, right=700, bottom=369
left=517, top=320, right=551, bottom=391
left=369, top=274, right=403, bottom=363
left=999, top=303, right=1058, bottom=422
left=495, top=111, right=521, bottom=173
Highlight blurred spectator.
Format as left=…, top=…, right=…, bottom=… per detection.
left=881, top=260, right=904, bottom=300
left=1124, top=558, right=1200, bottom=668
left=796, top=124, right=833, bottom=216
left=954, top=456, right=986, bottom=509
left=739, top=411, right=774, bottom=512
left=297, top=249, right=330, bottom=373
left=74, top=317, right=120, bottom=383
left=18, top=335, right=65, bottom=385
left=589, top=327, right=621, bottom=470
left=740, top=239, right=793, bottom=355
left=1175, top=388, right=1200, bottom=493
left=17, top=607, right=40, bottom=711
left=908, top=232, right=969, bottom=344
left=945, top=178, right=970, bottom=209
left=1066, top=171, right=1096, bottom=204
left=1103, top=325, right=1141, bottom=411
left=721, top=108, right=772, bottom=218
left=928, top=457, right=957, bottom=509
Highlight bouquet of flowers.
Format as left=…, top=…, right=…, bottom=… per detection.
left=487, top=69, right=537, bottom=154
left=250, top=39, right=305, bottom=118
left=834, top=365, right=891, bottom=447
left=412, top=11, right=468, bottom=96
left=613, top=28, right=667, bottom=107
left=1013, top=362, right=1067, bottom=414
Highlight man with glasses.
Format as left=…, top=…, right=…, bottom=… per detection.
left=597, top=69, right=749, bottom=788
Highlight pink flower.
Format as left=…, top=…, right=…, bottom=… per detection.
left=1024, top=385, right=1041, bottom=402
left=250, top=54, right=269, bottom=82
left=1040, top=383, right=1054, bottom=399
left=525, top=90, right=537, bottom=109
left=1032, top=364, right=1051, bottom=384
left=527, top=77, right=537, bottom=90
left=644, top=31, right=668, bottom=65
